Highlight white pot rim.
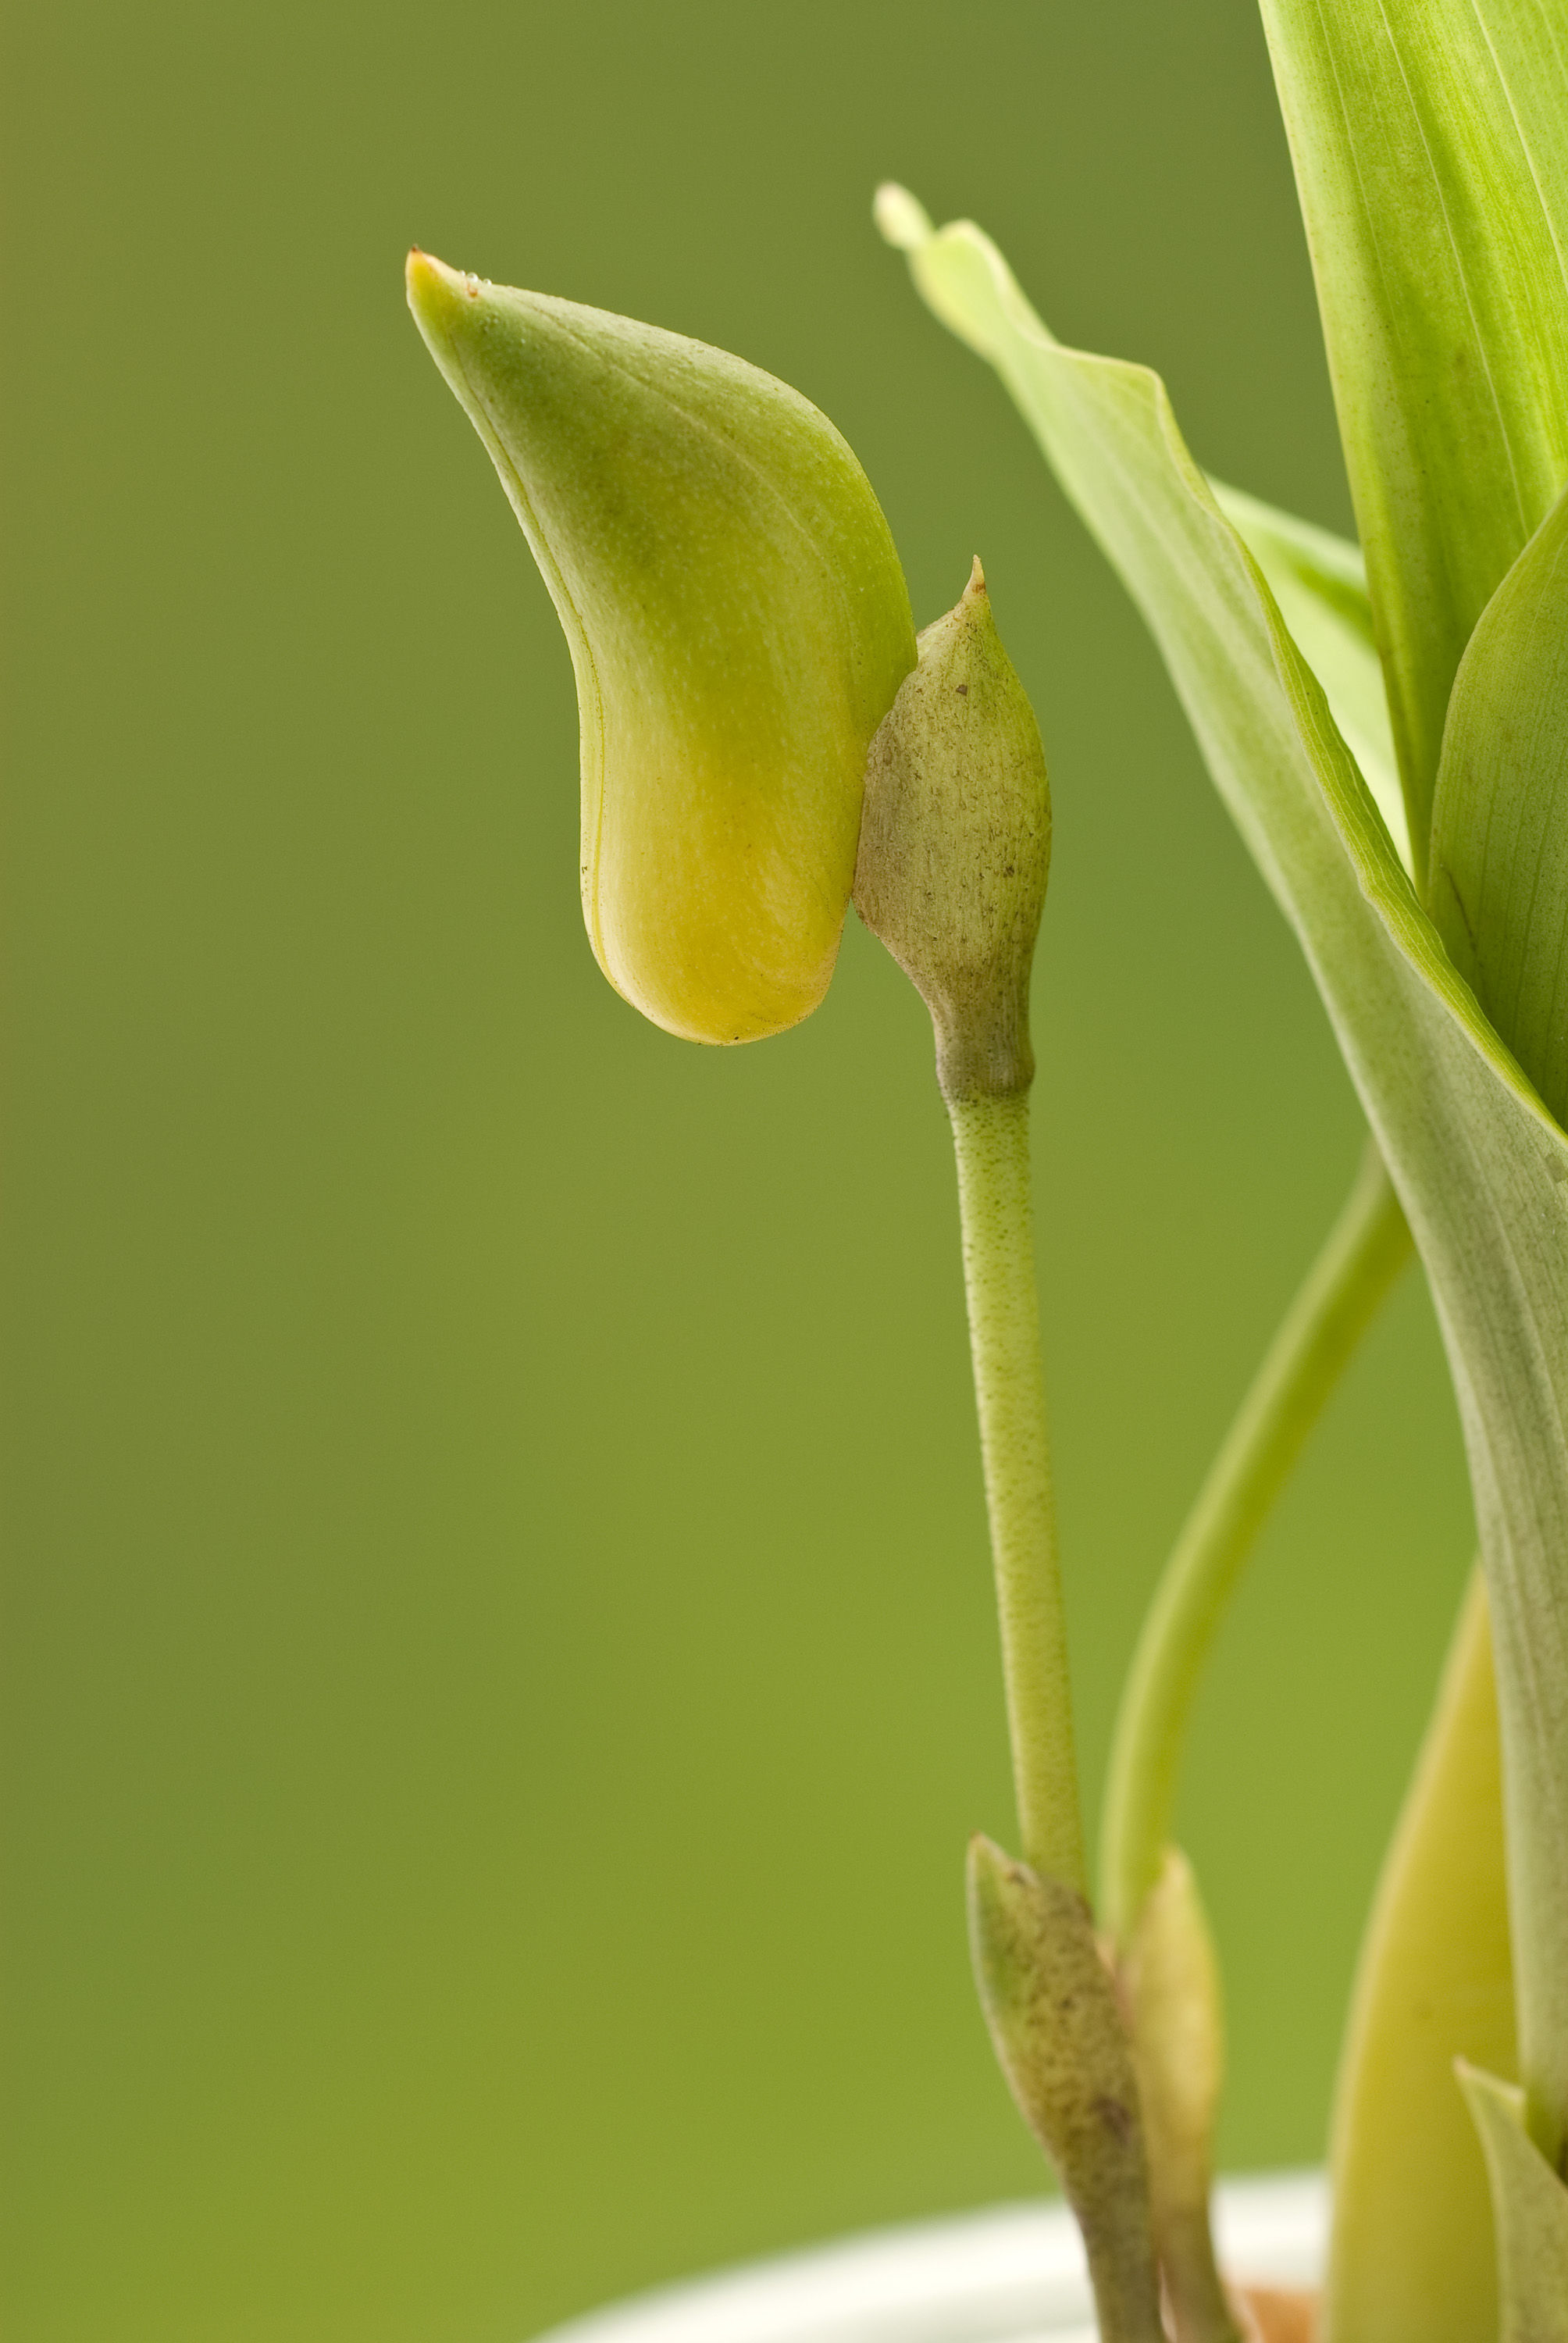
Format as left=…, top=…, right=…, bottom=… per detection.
left=532, top=2170, right=1327, bottom=2343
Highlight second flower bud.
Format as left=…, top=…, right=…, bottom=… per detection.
left=853, top=562, right=1050, bottom=1101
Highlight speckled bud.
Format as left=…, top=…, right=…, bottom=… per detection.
left=852, top=561, right=1049, bottom=1100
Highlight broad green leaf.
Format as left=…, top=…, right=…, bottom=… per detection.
left=1256, top=0, right=1568, bottom=884
left=1326, top=1572, right=1513, bottom=2343
left=878, top=187, right=1568, bottom=2159
left=1459, top=2063, right=1568, bottom=2343
left=1431, top=483, right=1568, bottom=1129
left=1209, top=484, right=1408, bottom=876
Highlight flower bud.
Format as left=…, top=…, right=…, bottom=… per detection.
left=852, top=560, right=1049, bottom=1100
left=1121, top=1849, right=1238, bottom=2343
left=405, top=251, right=917, bottom=1044
left=968, top=1834, right=1164, bottom=2343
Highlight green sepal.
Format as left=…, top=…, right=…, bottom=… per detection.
left=1459, top=2063, right=1568, bottom=2343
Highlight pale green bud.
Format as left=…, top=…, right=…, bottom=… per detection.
left=1121, top=1849, right=1239, bottom=2343
left=853, top=560, right=1049, bottom=1100
left=405, top=251, right=917, bottom=1044
left=968, top=1834, right=1164, bottom=2343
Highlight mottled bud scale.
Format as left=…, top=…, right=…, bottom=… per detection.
left=853, top=561, right=1050, bottom=1100
left=968, top=1835, right=1164, bottom=2343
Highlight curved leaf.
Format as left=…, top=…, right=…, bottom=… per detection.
left=1209, top=483, right=1408, bottom=876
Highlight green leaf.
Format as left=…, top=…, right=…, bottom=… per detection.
left=878, top=186, right=1568, bottom=2159
left=1208, top=483, right=1408, bottom=876
left=1431, top=483, right=1568, bottom=1129
left=1326, top=1572, right=1513, bottom=2343
left=1256, top=0, right=1568, bottom=883
left=1459, top=2063, right=1568, bottom=2343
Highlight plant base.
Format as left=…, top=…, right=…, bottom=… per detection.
left=533, top=2171, right=1325, bottom=2343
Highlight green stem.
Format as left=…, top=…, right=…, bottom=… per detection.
left=947, top=1089, right=1085, bottom=1892
left=1100, top=1137, right=1412, bottom=1944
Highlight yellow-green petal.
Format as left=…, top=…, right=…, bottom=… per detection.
left=406, top=251, right=916, bottom=1044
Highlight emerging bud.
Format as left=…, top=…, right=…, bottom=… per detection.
left=1121, top=1850, right=1238, bottom=2343
left=853, top=560, right=1049, bottom=1100
left=405, top=251, right=917, bottom=1044
left=968, top=1835, right=1164, bottom=2343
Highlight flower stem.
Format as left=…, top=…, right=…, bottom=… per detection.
left=947, top=1089, right=1085, bottom=1894
left=1100, top=1137, right=1412, bottom=1945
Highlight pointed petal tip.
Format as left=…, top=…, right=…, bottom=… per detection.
left=968, top=1831, right=1021, bottom=1881
left=404, top=246, right=486, bottom=336
left=873, top=183, right=932, bottom=252
left=405, top=244, right=449, bottom=301
left=968, top=555, right=987, bottom=596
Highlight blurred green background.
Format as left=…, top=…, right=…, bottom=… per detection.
left=2, top=2, right=1477, bottom=2337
